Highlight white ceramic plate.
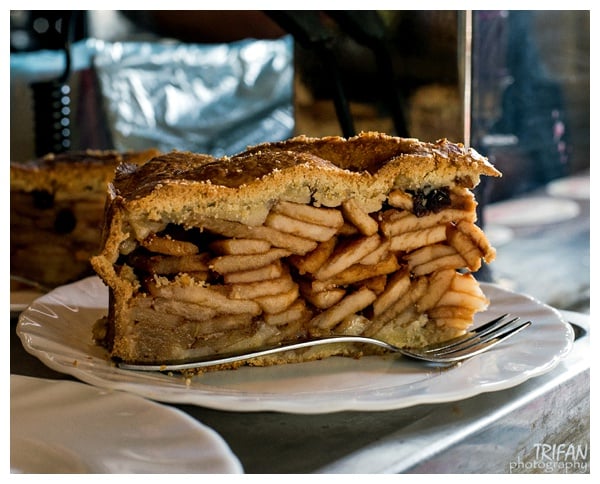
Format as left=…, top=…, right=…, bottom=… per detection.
left=10, top=374, right=243, bottom=473
left=17, top=276, right=574, bottom=414
left=546, top=175, right=590, bottom=200
left=484, top=196, right=580, bottom=226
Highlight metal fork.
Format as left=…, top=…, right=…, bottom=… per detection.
left=118, top=314, right=531, bottom=372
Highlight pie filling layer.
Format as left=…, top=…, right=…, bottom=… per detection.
left=97, top=186, right=494, bottom=367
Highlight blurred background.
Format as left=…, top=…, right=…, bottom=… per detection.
left=10, top=10, right=590, bottom=201
left=10, top=10, right=590, bottom=310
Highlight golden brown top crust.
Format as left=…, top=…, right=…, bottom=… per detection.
left=10, top=148, right=161, bottom=193
left=113, top=150, right=341, bottom=199
left=97, top=132, right=500, bottom=243
left=111, top=132, right=499, bottom=201
left=243, top=132, right=499, bottom=175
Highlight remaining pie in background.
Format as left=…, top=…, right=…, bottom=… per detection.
left=11, top=149, right=160, bottom=288
left=91, top=132, right=501, bottom=371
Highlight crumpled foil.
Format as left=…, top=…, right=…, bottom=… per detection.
left=10, top=36, right=294, bottom=159
left=94, top=36, right=294, bottom=156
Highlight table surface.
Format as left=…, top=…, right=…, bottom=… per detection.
left=10, top=175, right=591, bottom=474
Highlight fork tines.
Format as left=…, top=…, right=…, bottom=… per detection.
left=420, top=313, right=531, bottom=357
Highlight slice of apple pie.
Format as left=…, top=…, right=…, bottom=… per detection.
left=91, top=132, right=501, bottom=370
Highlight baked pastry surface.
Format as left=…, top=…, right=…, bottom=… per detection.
left=11, top=149, right=160, bottom=287
left=91, top=132, right=501, bottom=370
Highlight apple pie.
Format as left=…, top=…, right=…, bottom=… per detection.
left=91, top=132, right=501, bottom=370
left=11, top=149, right=160, bottom=288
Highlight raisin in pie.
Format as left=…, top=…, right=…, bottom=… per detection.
left=91, top=132, right=501, bottom=370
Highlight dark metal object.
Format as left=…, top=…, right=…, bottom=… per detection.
left=326, top=11, right=409, bottom=137
left=31, top=78, right=72, bottom=156
left=267, top=11, right=409, bottom=138
left=29, top=12, right=83, bottom=156
left=267, top=11, right=356, bottom=138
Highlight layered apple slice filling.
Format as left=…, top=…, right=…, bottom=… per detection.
left=111, top=184, right=495, bottom=365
